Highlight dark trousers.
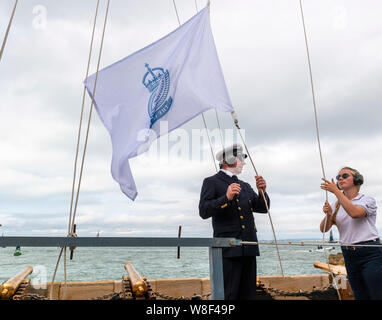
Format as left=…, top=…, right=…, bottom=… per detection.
left=342, top=239, right=382, bottom=300
left=222, top=256, right=257, bottom=300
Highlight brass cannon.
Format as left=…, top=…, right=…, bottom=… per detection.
left=0, top=266, right=33, bottom=299
left=124, top=262, right=151, bottom=298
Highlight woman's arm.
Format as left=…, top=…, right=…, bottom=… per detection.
left=320, top=201, right=335, bottom=233
left=335, top=192, right=366, bottom=219
left=320, top=178, right=366, bottom=219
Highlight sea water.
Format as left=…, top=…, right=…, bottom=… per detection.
left=0, top=241, right=339, bottom=283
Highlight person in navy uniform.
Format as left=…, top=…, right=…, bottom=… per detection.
left=199, top=144, right=270, bottom=300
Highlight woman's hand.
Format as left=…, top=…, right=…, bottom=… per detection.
left=320, top=178, right=340, bottom=195
left=323, top=200, right=332, bottom=216
left=320, top=200, right=336, bottom=232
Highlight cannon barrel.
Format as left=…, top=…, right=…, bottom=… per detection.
left=124, top=262, right=148, bottom=297
left=0, top=266, right=33, bottom=299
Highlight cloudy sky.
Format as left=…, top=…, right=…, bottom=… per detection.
left=0, top=0, right=381, bottom=242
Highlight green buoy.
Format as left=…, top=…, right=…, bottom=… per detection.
left=13, top=246, right=22, bottom=256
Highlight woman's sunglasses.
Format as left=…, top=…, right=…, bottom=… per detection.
left=336, top=173, right=350, bottom=180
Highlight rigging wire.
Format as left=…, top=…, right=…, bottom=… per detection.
left=203, top=1, right=224, bottom=161
left=49, top=0, right=108, bottom=300
left=0, top=0, right=18, bottom=63
left=298, top=0, right=341, bottom=300
left=63, top=247, right=67, bottom=300
left=214, top=109, right=225, bottom=151
left=68, top=0, right=100, bottom=244
left=49, top=244, right=64, bottom=300
left=204, top=0, right=224, bottom=152
left=194, top=0, right=199, bottom=13
left=198, top=1, right=224, bottom=167
left=70, top=0, right=110, bottom=237
left=64, top=0, right=101, bottom=298
left=172, top=0, right=181, bottom=25
left=201, top=115, right=218, bottom=172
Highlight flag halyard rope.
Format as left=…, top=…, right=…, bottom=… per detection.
left=232, top=112, right=285, bottom=277
left=173, top=0, right=222, bottom=172
left=298, top=0, right=341, bottom=300
left=0, top=0, right=18, bottom=63
left=186, top=0, right=285, bottom=277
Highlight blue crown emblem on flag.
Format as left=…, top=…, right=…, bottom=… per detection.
left=142, top=63, right=173, bottom=128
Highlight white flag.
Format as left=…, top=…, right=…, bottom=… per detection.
left=84, top=7, right=233, bottom=200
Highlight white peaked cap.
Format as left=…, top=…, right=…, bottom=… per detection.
left=215, top=143, right=247, bottom=163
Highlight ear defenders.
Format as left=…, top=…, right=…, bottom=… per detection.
left=222, top=151, right=237, bottom=165
left=222, top=149, right=247, bottom=165
left=353, top=172, right=364, bottom=186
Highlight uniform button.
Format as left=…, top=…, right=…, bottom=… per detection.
left=236, top=199, right=239, bottom=203
left=240, top=216, right=244, bottom=219
left=254, top=226, right=257, bottom=231
left=238, top=207, right=241, bottom=211
left=241, top=225, right=245, bottom=229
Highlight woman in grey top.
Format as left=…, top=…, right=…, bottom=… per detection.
left=320, top=166, right=382, bottom=300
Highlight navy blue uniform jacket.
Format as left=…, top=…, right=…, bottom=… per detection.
left=199, top=171, right=270, bottom=257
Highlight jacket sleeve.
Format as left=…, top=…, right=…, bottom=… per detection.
left=199, top=178, right=231, bottom=219
left=246, top=182, right=270, bottom=214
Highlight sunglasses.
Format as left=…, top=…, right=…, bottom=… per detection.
left=237, top=154, right=247, bottom=162
left=336, top=173, right=350, bottom=180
